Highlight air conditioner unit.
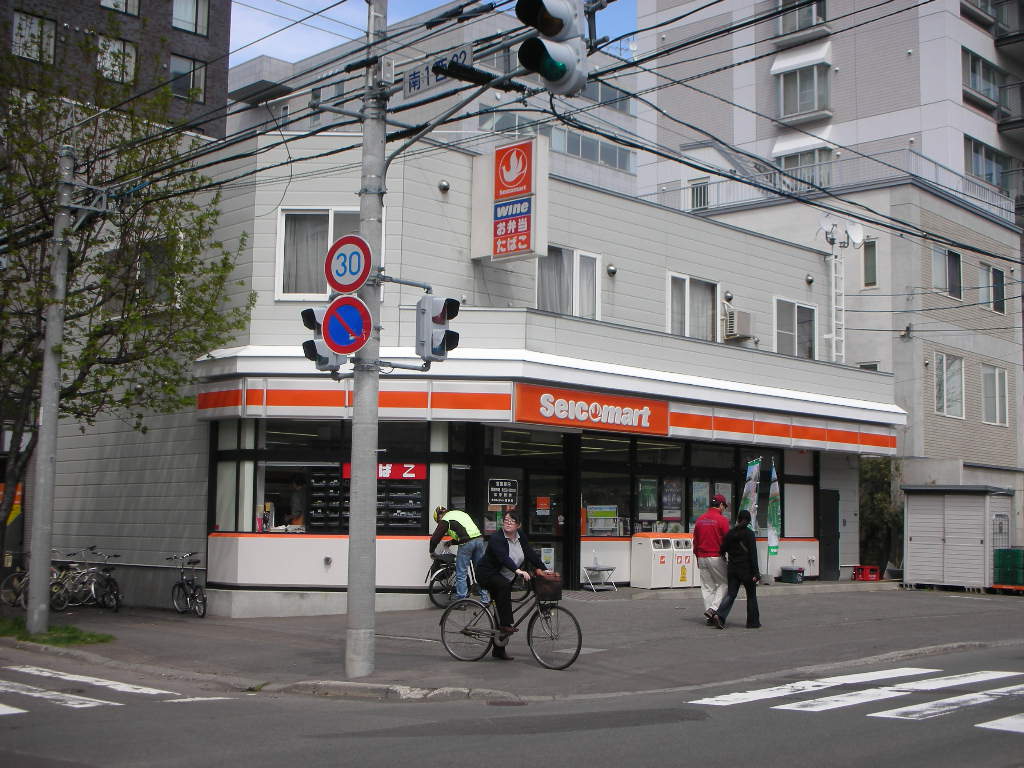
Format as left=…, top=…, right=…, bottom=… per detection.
left=723, top=308, right=753, bottom=340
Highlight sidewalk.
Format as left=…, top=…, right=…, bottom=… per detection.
left=8, top=580, right=1020, bottom=703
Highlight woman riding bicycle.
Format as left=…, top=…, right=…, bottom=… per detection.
left=475, top=511, right=548, bottom=661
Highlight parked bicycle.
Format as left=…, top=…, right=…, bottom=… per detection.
left=438, top=574, right=581, bottom=669
left=167, top=553, right=206, bottom=617
left=426, top=549, right=528, bottom=609
left=52, top=546, right=122, bottom=611
left=0, top=568, right=27, bottom=608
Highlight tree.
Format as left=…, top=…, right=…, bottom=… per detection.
left=859, top=457, right=903, bottom=572
left=0, top=28, right=253, bottom=553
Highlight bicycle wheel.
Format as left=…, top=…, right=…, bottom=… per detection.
left=171, top=583, right=189, bottom=613
left=191, top=585, right=207, bottom=618
left=440, top=598, right=494, bottom=661
left=16, top=575, right=29, bottom=609
left=527, top=604, right=582, bottom=670
left=428, top=569, right=456, bottom=609
left=1, top=572, right=26, bottom=607
left=49, top=582, right=69, bottom=612
left=100, top=578, right=121, bottom=612
left=510, top=573, right=530, bottom=603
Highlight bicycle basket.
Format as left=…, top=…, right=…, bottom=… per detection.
left=534, top=572, right=562, bottom=602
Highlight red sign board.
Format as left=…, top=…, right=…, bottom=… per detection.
left=514, top=383, right=669, bottom=436
left=493, top=140, right=533, bottom=201
left=342, top=463, right=426, bottom=480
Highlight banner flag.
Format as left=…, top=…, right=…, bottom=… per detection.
left=767, top=460, right=782, bottom=556
left=739, top=458, right=761, bottom=532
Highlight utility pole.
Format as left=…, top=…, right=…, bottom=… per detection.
left=346, top=0, right=388, bottom=679
left=26, top=145, right=75, bottom=634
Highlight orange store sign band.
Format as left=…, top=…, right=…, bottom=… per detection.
left=515, top=383, right=669, bottom=435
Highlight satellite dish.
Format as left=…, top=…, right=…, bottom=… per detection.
left=817, top=214, right=837, bottom=241
left=845, top=222, right=865, bottom=248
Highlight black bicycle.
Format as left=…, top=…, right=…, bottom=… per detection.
left=439, top=574, right=581, bottom=670
left=427, top=551, right=529, bottom=609
left=168, top=553, right=206, bottom=618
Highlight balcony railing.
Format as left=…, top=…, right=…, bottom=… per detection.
left=684, top=149, right=1015, bottom=223
left=995, top=0, right=1022, bottom=36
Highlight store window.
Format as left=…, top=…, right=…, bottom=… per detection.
left=581, top=433, right=631, bottom=464
left=635, top=438, right=683, bottom=466
left=277, top=209, right=360, bottom=298
left=582, top=471, right=631, bottom=537
left=487, top=427, right=563, bottom=457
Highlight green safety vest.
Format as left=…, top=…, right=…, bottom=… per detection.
left=444, top=510, right=481, bottom=543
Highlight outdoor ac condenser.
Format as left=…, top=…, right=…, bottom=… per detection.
left=723, top=308, right=753, bottom=340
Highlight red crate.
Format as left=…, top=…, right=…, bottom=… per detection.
left=853, top=565, right=880, bottom=581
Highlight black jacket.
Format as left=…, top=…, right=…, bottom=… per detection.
left=720, top=525, right=760, bottom=579
left=476, top=530, right=545, bottom=582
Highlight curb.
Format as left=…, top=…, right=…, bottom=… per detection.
left=264, top=679, right=523, bottom=702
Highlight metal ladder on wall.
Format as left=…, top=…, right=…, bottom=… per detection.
left=831, top=248, right=846, bottom=364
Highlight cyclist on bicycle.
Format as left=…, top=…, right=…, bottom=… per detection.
left=429, top=506, right=490, bottom=605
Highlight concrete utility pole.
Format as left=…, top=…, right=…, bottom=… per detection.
left=346, top=0, right=388, bottom=679
left=26, top=145, right=75, bottom=634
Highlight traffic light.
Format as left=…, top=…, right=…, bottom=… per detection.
left=301, top=307, right=346, bottom=372
left=515, top=0, right=589, bottom=96
left=415, top=295, right=460, bottom=362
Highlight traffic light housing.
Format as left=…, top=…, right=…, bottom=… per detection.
left=515, top=0, right=589, bottom=96
left=415, top=295, right=460, bottom=362
left=301, top=307, right=346, bottom=372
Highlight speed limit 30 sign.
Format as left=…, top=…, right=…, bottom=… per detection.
left=325, top=234, right=373, bottom=294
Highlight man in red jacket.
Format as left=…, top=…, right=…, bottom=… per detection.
left=693, top=493, right=730, bottom=628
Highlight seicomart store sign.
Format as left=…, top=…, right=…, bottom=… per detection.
left=514, top=383, right=669, bottom=435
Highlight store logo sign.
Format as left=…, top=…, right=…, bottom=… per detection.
left=514, top=383, right=668, bottom=435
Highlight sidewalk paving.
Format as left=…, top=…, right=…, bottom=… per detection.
left=7, top=580, right=1021, bottom=703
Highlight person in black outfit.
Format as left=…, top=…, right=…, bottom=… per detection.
left=475, top=511, right=548, bottom=660
left=714, top=509, right=762, bottom=629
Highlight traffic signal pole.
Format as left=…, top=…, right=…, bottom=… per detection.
left=346, top=0, right=387, bottom=679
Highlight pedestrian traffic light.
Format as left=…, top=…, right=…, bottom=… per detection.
left=515, top=0, right=589, bottom=96
left=415, top=295, right=460, bottom=362
left=301, top=307, right=346, bottom=372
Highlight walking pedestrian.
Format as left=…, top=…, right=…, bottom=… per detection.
left=693, top=493, right=730, bottom=627
left=715, top=509, right=762, bottom=629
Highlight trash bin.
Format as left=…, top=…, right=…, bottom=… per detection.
left=779, top=566, right=804, bottom=584
left=669, top=535, right=695, bottom=588
left=630, top=534, right=673, bottom=588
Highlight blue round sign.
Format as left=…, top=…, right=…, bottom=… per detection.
left=322, top=295, right=371, bottom=354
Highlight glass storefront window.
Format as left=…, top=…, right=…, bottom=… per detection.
left=379, top=422, right=427, bottom=458
left=635, top=437, right=683, bottom=465
left=581, top=434, right=631, bottom=464
left=260, top=420, right=344, bottom=454
left=691, top=443, right=734, bottom=468
left=582, top=471, right=631, bottom=536
left=486, top=427, right=563, bottom=457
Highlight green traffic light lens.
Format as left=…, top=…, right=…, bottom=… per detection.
left=518, top=38, right=568, bottom=83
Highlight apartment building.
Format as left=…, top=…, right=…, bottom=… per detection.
left=2, top=0, right=230, bottom=136
left=634, top=0, right=1024, bottom=564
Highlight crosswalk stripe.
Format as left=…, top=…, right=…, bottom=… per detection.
left=976, top=714, right=1024, bottom=734
left=163, top=697, right=234, bottom=703
left=0, top=680, right=120, bottom=709
left=869, top=683, right=1024, bottom=720
left=688, top=667, right=939, bottom=706
left=0, top=703, right=28, bottom=716
left=5, top=666, right=175, bottom=696
left=774, top=671, right=1022, bottom=712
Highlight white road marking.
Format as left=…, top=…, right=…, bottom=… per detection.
left=774, top=671, right=1022, bottom=712
left=0, top=703, right=28, bottom=716
left=689, top=667, right=939, bottom=706
left=162, top=696, right=234, bottom=703
left=976, top=714, right=1024, bottom=734
left=869, top=683, right=1024, bottom=720
left=0, top=680, right=120, bottom=709
left=5, top=666, right=175, bottom=696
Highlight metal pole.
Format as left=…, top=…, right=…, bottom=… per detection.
left=26, top=145, right=75, bottom=634
left=346, top=0, right=387, bottom=679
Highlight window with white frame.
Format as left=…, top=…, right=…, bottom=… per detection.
left=170, top=55, right=206, bottom=101
left=689, top=178, right=709, bottom=209
left=979, top=263, right=1006, bottom=313
left=778, top=148, right=832, bottom=187
left=779, top=0, right=826, bottom=34
left=964, top=136, right=1012, bottom=192
left=537, top=246, right=599, bottom=319
left=862, top=240, right=877, bottom=287
left=778, top=64, right=829, bottom=117
left=775, top=298, right=816, bottom=359
left=12, top=12, right=55, bottom=64
left=173, top=0, right=209, bottom=35
left=962, top=49, right=1006, bottom=104
left=277, top=209, right=360, bottom=297
left=101, top=0, right=140, bottom=15
left=543, top=126, right=634, bottom=172
left=931, top=248, right=962, bottom=299
left=480, top=111, right=537, bottom=139
left=97, top=36, right=136, bottom=82
left=668, top=274, right=718, bottom=341
left=982, top=363, right=1008, bottom=425
left=935, top=351, right=964, bottom=418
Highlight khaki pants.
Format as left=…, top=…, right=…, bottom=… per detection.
left=698, top=556, right=728, bottom=613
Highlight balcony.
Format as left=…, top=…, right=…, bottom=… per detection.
left=682, top=149, right=1015, bottom=223
left=998, top=81, right=1024, bottom=139
left=995, top=1, right=1024, bottom=61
